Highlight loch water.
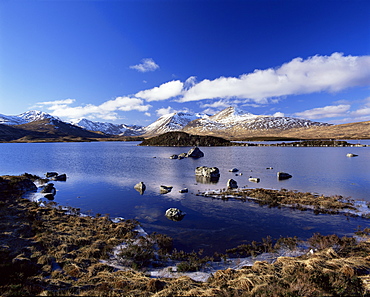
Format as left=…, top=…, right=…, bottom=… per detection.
left=1, top=141, right=369, bottom=254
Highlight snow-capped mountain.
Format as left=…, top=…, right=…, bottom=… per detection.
left=184, top=106, right=331, bottom=134
left=143, top=111, right=209, bottom=136
left=71, top=118, right=144, bottom=136
left=0, top=110, right=58, bottom=125
left=0, top=107, right=331, bottom=140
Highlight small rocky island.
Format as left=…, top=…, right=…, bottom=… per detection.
left=138, top=131, right=231, bottom=146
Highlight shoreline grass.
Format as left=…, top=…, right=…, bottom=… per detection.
left=1, top=174, right=370, bottom=296
left=198, top=187, right=370, bottom=218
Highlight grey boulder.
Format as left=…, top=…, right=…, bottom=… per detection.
left=195, top=166, right=220, bottom=178
left=227, top=179, right=238, bottom=189
left=165, top=208, right=186, bottom=221
left=186, top=147, right=204, bottom=158
left=134, top=182, right=146, bottom=194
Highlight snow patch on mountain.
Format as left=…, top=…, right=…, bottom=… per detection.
left=185, top=107, right=331, bottom=132
left=143, top=112, right=209, bottom=135
left=0, top=110, right=58, bottom=125
left=72, top=118, right=144, bottom=136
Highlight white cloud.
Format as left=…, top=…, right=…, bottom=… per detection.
left=37, top=98, right=76, bottom=105
left=179, top=53, right=370, bottom=103
left=294, top=104, right=351, bottom=119
left=130, top=58, right=159, bottom=72
left=183, top=76, right=197, bottom=90
left=36, top=96, right=152, bottom=121
left=156, top=106, right=175, bottom=117
left=135, top=80, right=183, bottom=101
left=200, top=100, right=235, bottom=109
left=351, top=97, right=370, bottom=117
left=273, top=112, right=285, bottom=117
left=155, top=106, right=192, bottom=117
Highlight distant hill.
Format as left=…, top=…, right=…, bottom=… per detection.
left=138, top=131, right=231, bottom=146
left=0, top=123, right=35, bottom=141
left=0, top=118, right=109, bottom=142
left=280, top=120, right=370, bottom=140
left=15, top=118, right=108, bottom=138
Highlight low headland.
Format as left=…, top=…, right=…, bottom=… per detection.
left=1, top=174, right=370, bottom=296
left=138, top=131, right=231, bottom=146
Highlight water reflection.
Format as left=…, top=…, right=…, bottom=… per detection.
left=1, top=142, right=369, bottom=254
left=195, top=175, right=220, bottom=184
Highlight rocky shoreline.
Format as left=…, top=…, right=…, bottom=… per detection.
left=198, top=187, right=370, bottom=218
left=1, top=174, right=370, bottom=296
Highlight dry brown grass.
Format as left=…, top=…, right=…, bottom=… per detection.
left=201, top=187, right=359, bottom=216
left=185, top=120, right=370, bottom=140
left=2, top=174, right=370, bottom=296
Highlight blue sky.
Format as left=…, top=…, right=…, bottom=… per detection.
left=0, top=0, right=369, bottom=126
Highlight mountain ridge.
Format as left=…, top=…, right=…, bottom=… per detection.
left=1, top=107, right=369, bottom=141
left=71, top=118, right=144, bottom=136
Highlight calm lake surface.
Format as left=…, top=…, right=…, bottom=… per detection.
left=1, top=141, right=369, bottom=254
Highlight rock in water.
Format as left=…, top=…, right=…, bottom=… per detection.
left=51, top=173, right=67, bottom=181
left=45, top=172, right=58, bottom=178
left=195, top=166, right=220, bottom=178
left=277, top=172, right=292, bottom=180
left=41, top=183, right=56, bottom=196
left=165, top=208, right=186, bottom=221
left=186, top=147, right=204, bottom=158
left=248, top=177, right=260, bottom=183
left=227, top=179, right=238, bottom=189
left=178, top=153, right=187, bottom=159
left=160, top=185, right=173, bottom=194
left=134, top=182, right=146, bottom=194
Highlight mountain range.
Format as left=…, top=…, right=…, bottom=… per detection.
left=1, top=108, right=369, bottom=142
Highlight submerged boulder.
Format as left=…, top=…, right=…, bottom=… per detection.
left=229, top=168, right=239, bottom=172
left=179, top=188, right=188, bottom=193
left=186, top=147, right=204, bottom=158
left=134, top=182, right=146, bottom=195
left=165, top=208, right=186, bottom=221
left=227, top=179, right=238, bottom=189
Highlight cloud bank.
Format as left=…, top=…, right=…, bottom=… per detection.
left=179, top=53, right=370, bottom=103
left=128, top=53, right=370, bottom=107
left=294, top=104, right=351, bottom=119
left=36, top=97, right=151, bottom=121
